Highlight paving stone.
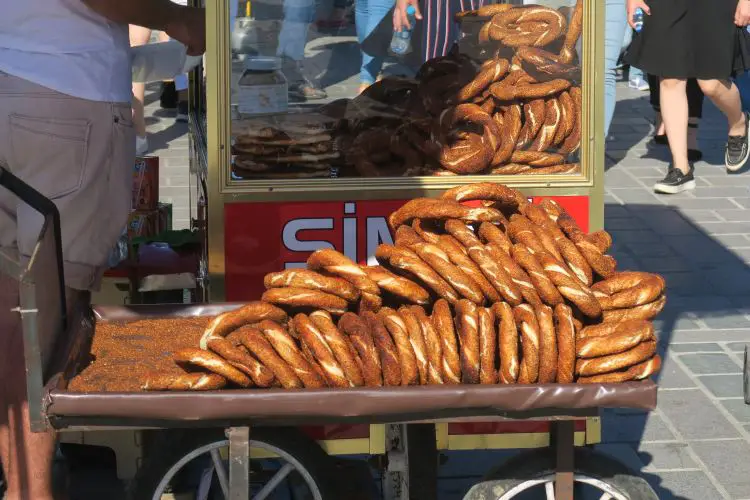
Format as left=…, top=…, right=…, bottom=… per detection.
left=637, top=256, right=692, bottom=273
left=669, top=343, right=724, bottom=353
left=627, top=242, right=678, bottom=258
left=667, top=197, right=743, bottom=210
left=699, top=375, right=745, bottom=399
left=607, top=188, right=666, bottom=205
left=659, top=272, right=718, bottom=296
left=652, top=316, right=703, bottom=332
left=637, top=442, right=698, bottom=472
left=671, top=329, right=750, bottom=344
left=658, top=390, right=740, bottom=440
left=702, top=221, right=750, bottom=235
left=718, top=209, right=750, bottom=222
left=731, top=197, right=750, bottom=209
left=720, top=399, right=750, bottom=424
left=700, top=312, right=750, bottom=329
left=600, top=409, right=676, bottom=443
left=608, top=228, right=662, bottom=244
left=690, top=440, right=750, bottom=498
left=594, top=443, right=645, bottom=473
left=644, top=470, right=724, bottom=500
left=656, top=355, right=698, bottom=389
left=726, top=342, right=749, bottom=353
left=679, top=353, right=741, bottom=375
left=678, top=209, right=724, bottom=223
left=706, top=267, right=750, bottom=295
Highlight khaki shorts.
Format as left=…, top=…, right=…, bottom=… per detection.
left=0, top=71, right=134, bottom=291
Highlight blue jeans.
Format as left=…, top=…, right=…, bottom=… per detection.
left=277, top=0, right=316, bottom=61
left=630, top=65, right=644, bottom=82
left=356, top=0, right=394, bottom=84
left=604, top=0, right=627, bottom=136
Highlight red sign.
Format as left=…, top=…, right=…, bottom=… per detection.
left=224, top=196, right=589, bottom=301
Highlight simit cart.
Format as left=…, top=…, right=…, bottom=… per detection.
left=9, top=164, right=660, bottom=500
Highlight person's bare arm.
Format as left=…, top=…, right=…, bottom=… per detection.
left=81, top=0, right=205, bottom=54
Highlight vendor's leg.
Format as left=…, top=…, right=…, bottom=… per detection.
left=129, top=24, right=153, bottom=155
left=603, top=0, right=626, bottom=137
left=278, top=0, right=327, bottom=99
left=697, top=78, right=749, bottom=171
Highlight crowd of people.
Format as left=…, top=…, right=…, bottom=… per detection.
left=2, top=0, right=750, bottom=499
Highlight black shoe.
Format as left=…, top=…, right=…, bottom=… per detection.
left=289, top=77, right=328, bottom=101
left=176, top=101, right=189, bottom=123
left=726, top=111, right=750, bottom=172
left=654, top=164, right=696, bottom=194
left=160, top=81, right=178, bottom=109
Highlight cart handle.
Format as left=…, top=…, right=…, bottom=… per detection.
left=0, top=167, right=67, bottom=328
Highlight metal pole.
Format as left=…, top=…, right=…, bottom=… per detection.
left=552, top=420, right=575, bottom=500
left=227, top=426, right=250, bottom=500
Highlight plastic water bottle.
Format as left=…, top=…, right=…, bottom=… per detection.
left=390, top=5, right=416, bottom=56
left=633, top=7, right=645, bottom=33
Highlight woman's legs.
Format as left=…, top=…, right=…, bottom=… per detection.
left=357, top=0, right=393, bottom=87
left=603, top=0, right=627, bottom=137
left=129, top=25, right=152, bottom=154
left=697, top=78, right=750, bottom=171
left=660, top=78, right=690, bottom=174
left=651, top=76, right=703, bottom=154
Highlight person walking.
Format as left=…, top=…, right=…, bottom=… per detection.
left=648, top=74, right=705, bottom=162
left=277, top=0, right=328, bottom=100
left=356, top=0, right=396, bottom=93
left=0, top=1, right=203, bottom=499
left=626, top=0, right=750, bottom=194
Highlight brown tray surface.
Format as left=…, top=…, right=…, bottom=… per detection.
left=48, top=305, right=657, bottom=424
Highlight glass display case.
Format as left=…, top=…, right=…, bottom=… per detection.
left=195, top=0, right=603, bottom=301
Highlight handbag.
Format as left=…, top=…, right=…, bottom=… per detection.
left=733, top=27, right=750, bottom=111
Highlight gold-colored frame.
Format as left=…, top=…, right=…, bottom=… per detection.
left=204, top=0, right=605, bottom=301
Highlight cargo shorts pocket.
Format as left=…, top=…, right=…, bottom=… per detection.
left=9, top=114, right=91, bottom=199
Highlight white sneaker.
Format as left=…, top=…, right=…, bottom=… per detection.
left=628, top=77, right=650, bottom=91
left=136, top=135, right=149, bottom=156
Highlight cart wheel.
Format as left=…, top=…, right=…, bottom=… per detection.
left=744, top=345, right=749, bottom=405
left=463, top=448, right=658, bottom=500
left=127, top=427, right=337, bottom=500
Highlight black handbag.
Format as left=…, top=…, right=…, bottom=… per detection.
left=733, top=25, right=750, bottom=75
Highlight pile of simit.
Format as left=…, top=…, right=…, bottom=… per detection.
left=343, top=1, right=584, bottom=177
left=146, top=183, right=664, bottom=391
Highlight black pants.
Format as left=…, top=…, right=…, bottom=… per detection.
left=647, top=74, right=705, bottom=119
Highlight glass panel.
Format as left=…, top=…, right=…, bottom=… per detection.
left=228, top=0, right=584, bottom=180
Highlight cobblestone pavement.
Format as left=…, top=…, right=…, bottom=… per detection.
left=145, top=60, right=750, bottom=496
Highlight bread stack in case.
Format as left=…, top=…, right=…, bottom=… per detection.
left=143, top=182, right=665, bottom=391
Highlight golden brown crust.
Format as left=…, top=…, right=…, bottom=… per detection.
left=536, top=252, right=602, bottom=318
left=363, top=266, right=431, bottom=305
left=436, top=234, right=502, bottom=303
left=455, top=300, right=481, bottom=384
left=264, top=269, right=361, bottom=302
left=338, top=312, right=383, bottom=387
left=379, top=308, right=419, bottom=386
left=310, top=310, right=366, bottom=386
left=255, top=320, right=326, bottom=388
left=307, top=248, right=380, bottom=295
left=411, top=242, right=485, bottom=304
left=411, top=306, right=444, bottom=384
left=142, top=372, right=227, bottom=391
left=293, top=313, right=350, bottom=387
left=576, top=320, right=655, bottom=359
left=399, top=306, right=430, bottom=385
left=575, top=340, right=657, bottom=377
left=511, top=244, right=564, bottom=306
left=592, top=272, right=666, bottom=310
left=174, top=347, right=253, bottom=388
left=205, top=336, right=275, bottom=387
left=261, top=287, right=349, bottom=316
left=514, top=304, right=540, bottom=384
left=389, top=198, right=504, bottom=230
left=232, top=327, right=304, bottom=389
left=577, top=355, right=661, bottom=384
left=554, top=304, right=576, bottom=384
left=535, top=304, right=558, bottom=383
left=493, top=302, right=519, bottom=384
left=478, top=307, right=497, bottom=384
left=199, top=302, right=288, bottom=349
left=361, top=311, right=402, bottom=386
left=432, top=299, right=462, bottom=384
left=376, top=244, right=460, bottom=304
left=602, top=296, right=667, bottom=323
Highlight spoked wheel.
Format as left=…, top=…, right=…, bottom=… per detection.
left=128, top=427, right=337, bottom=500
left=464, top=449, right=658, bottom=500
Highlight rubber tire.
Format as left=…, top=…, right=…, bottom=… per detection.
left=463, top=448, right=658, bottom=500
left=127, top=427, right=339, bottom=500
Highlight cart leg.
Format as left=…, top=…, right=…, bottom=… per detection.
left=552, top=421, right=575, bottom=500
left=383, top=424, right=409, bottom=500
left=227, top=426, right=250, bottom=500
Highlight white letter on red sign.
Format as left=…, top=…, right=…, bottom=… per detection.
left=366, top=217, right=393, bottom=266
left=282, top=219, right=335, bottom=252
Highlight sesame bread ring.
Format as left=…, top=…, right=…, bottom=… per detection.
left=554, top=304, right=576, bottom=384
left=232, top=327, right=304, bottom=389
left=200, top=301, right=288, bottom=349
left=379, top=308, right=419, bottom=386
left=440, top=182, right=528, bottom=212
left=363, top=265, right=431, bottom=306
left=256, top=320, right=326, bottom=388
left=577, top=355, right=662, bottom=384
left=516, top=99, right=547, bottom=149
left=293, top=313, right=350, bottom=388
left=602, top=295, right=667, bottom=323
left=488, top=6, right=567, bottom=47
left=399, top=306, right=430, bottom=385
left=478, top=307, right=498, bottom=384
left=575, top=340, right=658, bottom=377
left=577, top=320, right=655, bottom=359
left=432, top=299, right=462, bottom=384
left=376, top=244, right=460, bottom=304
left=485, top=243, right=543, bottom=307
left=436, top=234, right=502, bottom=303
left=559, top=86, right=582, bottom=154
left=307, top=248, right=379, bottom=295
left=358, top=292, right=383, bottom=314
left=510, top=151, right=566, bottom=167
left=411, top=306, right=444, bottom=384
left=478, top=222, right=513, bottom=255
left=535, top=304, right=558, bottom=383
left=530, top=98, right=562, bottom=152
left=338, top=312, right=383, bottom=387
left=489, top=78, right=571, bottom=102
left=412, top=218, right=443, bottom=244
left=536, top=252, right=602, bottom=318
left=511, top=244, right=564, bottom=306
left=174, top=347, right=252, bottom=388
left=561, top=0, right=584, bottom=63
left=261, top=287, right=349, bottom=316
left=507, top=215, right=548, bottom=257
left=491, top=104, right=523, bottom=166
left=394, top=224, right=426, bottom=247
left=310, top=310, right=365, bottom=386
left=592, top=272, right=665, bottom=310
left=388, top=198, right=504, bottom=230
left=445, top=220, right=524, bottom=306
left=458, top=58, right=510, bottom=102
left=455, top=300, right=481, bottom=384
left=264, top=269, right=360, bottom=303
left=361, top=311, right=402, bottom=386
left=553, top=91, right=576, bottom=146
left=411, top=242, right=485, bottom=304
left=514, top=304, right=541, bottom=384
left=142, top=372, right=227, bottom=391
left=493, top=302, right=519, bottom=384
left=205, top=336, right=275, bottom=387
